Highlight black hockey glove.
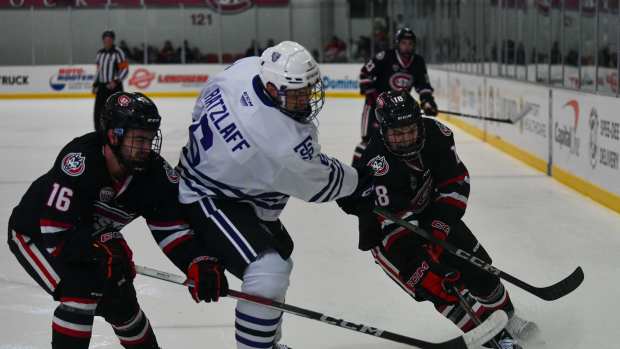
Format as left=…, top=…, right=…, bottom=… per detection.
left=187, top=256, right=229, bottom=303
left=336, top=166, right=375, bottom=216
left=91, top=232, right=136, bottom=286
left=419, top=93, right=438, bottom=116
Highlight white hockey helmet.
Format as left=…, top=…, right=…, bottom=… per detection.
left=259, top=41, right=325, bottom=123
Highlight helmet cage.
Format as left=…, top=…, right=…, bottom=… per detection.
left=275, top=78, right=325, bottom=124
left=101, top=92, right=163, bottom=173
left=375, top=92, right=426, bottom=159
left=112, top=127, right=162, bottom=173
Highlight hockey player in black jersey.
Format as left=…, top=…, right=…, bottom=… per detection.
left=358, top=27, right=438, bottom=143
left=338, top=91, right=538, bottom=349
left=7, top=92, right=228, bottom=349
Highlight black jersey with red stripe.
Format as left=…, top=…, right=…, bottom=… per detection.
left=359, top=49, right=433, bottom=105
left=352, top=118, right=470, bottom=234
left=9, top=132, right=203, bottom=271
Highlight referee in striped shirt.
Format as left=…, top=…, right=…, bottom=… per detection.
left=92, top=30, right=129, bottom=131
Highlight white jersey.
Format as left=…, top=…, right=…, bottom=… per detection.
left=178, top=57, right=358, bottom=221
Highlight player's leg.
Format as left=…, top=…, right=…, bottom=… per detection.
left=437, top=220, right=514, bottom=331
left=185, top=198, right=294, bottom=349
left=237, top=250, right=292, bottom=349
left=8, top=229, right=95, bottom=349
left=360, top=102, right=380, bottom=143
left=98, top=283, right=160, bottom=349
left=440, top=221, right=538, bottom=346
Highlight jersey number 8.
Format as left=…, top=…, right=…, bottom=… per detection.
left=374, top=185, right=390, bottom=207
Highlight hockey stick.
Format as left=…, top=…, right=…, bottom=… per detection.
left=451, top=286, right=501, bottom=349
left=136, top=264, right=508, bottom=349
left=436, top=104, right=533, bottom=124
left=374, top=207, right=584, bottom=301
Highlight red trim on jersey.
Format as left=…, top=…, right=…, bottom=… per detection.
left=371, top=249, right=400, bottom=280
left=437, top=173, right=468, bottom=188
left=39, top=219, right=73, bottom=229
left=436, top=196, right=467, bottom=210
left=383, top=228, right=409, bottom=251
left=60, top=297, right=98, bottom=304
left=162, top=235, right=192, bottom=254
left=15, top=233, right=58, bottom=289
left=52, top=323, right=92, bottom=338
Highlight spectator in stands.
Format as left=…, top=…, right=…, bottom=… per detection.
left=245, top=40, right=260, bottom=57
left=182, top=40, right=195, bottom=63
left=354, top=35, right=371, bottom=62
left=132, top=44, right=144, bottom=63
left=119, top=40, right=132, bottom=61
left=159, top=40, right=176, bottom=63
left=324, top=35, right=347, bottom=62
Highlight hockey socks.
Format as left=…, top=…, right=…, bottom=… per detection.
left=51, top=298, right=96, bottom=349
left=111, top=308, right=159, bottom=348
left=435, top=283, right=514, bottom=333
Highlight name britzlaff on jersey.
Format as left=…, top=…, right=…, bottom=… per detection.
left=178, top=57, right=359, bottom=221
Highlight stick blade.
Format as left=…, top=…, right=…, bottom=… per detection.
left=462, top=310, right=509, bottom=349
left=535, top=266, right=584, bottom=301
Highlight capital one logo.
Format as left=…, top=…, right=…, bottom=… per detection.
left=555, top=99, right=580, bottom=156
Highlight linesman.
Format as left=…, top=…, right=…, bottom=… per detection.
left=93, top=30, right=129, bottom=132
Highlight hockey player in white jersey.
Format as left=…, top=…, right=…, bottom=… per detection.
left=177, top=41, right=369, bottom=349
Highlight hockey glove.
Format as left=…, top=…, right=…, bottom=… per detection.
left=399, top=248, right=463, bottom=305
left=187, top=256, right=228, bottom=303
left=419, top=93, right=438, bottom=116
left=336, top=166, right=375, bottom=216
left=91, top=231, right=136, bottom=286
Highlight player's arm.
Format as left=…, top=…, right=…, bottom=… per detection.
left=424, top=122, right=470, bottom=239
left=38, top=151, right=93, bottom=257
left=412, top=55, right=437, bottom=116
left=143, top=161, right=211, bottom=272
left=144, top=160, right=227, bottom=302
left=267, top=134, right=369, bottom=204
left=359, top=52, right=384, bottom=102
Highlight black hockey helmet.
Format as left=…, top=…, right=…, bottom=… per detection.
left=102, top=30, right=115, bottom=40
left=375, top=91, right=425, bottom=159
left=100, top=92, right=162, bottom=173
left=395, top=27, right=416, bottom=48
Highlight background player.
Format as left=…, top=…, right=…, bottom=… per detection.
left=7, top=92, right=227, bottom=349
left=338, top=91, right=538, bottom=349
left=357, top=27, right=438, bottom=145
left=177, top=41, right=369, bottom=349
left=93, top=30, right=129, bottom=132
